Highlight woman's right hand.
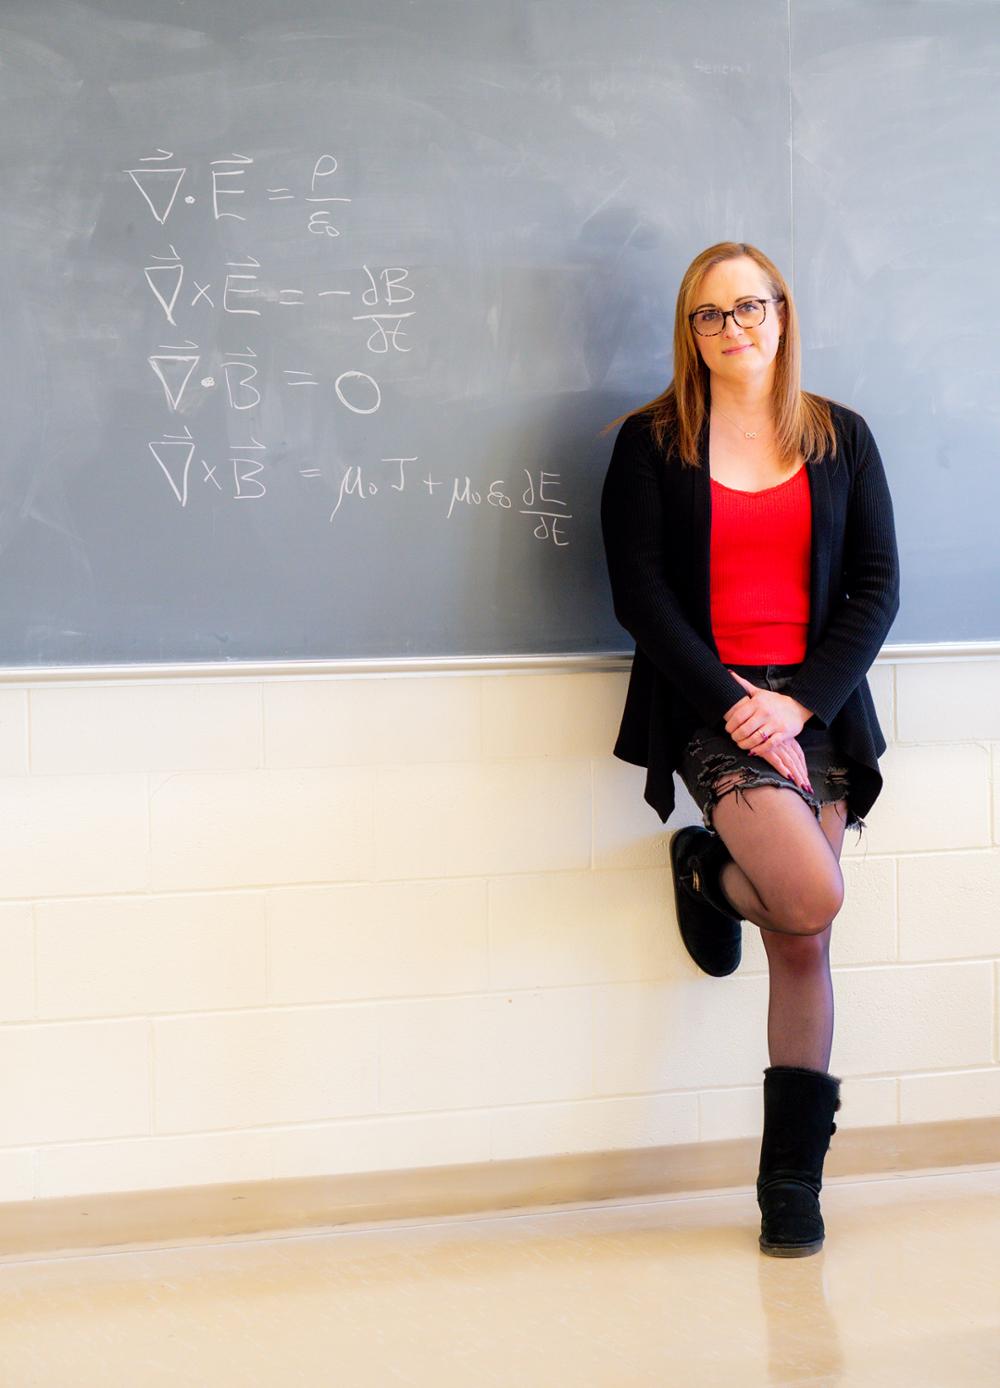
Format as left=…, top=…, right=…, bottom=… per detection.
left=750, top=736, right=814, bottom=794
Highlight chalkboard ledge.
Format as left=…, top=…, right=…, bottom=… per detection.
left=0, top=642, right=990, bottom=683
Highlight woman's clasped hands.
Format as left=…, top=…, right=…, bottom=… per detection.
left=723, top=670, right=814, bottom=794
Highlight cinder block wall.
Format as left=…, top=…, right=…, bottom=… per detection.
left=0, top=656, right=997, bottom=1203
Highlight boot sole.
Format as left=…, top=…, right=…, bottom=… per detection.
left=759, top=1235, right=824, bottom=1257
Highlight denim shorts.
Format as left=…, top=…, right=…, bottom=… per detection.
left=677, top=662, right=862, bottom=834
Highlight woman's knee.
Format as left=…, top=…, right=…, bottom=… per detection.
left=762, top=922, right=833, bottom=962
left=766, top=874, right=844, bottom=935
left=766, top=877, right=844, bottom=932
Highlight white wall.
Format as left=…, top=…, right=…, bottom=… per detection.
left=0, top=656, right=997, bottom=1203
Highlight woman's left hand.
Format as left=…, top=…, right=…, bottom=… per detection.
left=723, top=670, right=807, bottom=752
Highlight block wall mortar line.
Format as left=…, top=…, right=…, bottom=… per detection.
left=263, top=889, right=272, bottom=1005
left=891, top=661, right=898, bottom=742
left=30, top=900, right=39, bottom=1021
left=485, top=876, right=495, bottom=991
left=145, top=772, right=154, bottom=892
left=589, top=759, right=595, bottom=870
left=7, top=957, right=1000, bottom=1031
left=149, top=1017, right=157, bottom=1138
left=24, top=687, right=32, bottom=773
left=588, top=986, right=597, bottom=1102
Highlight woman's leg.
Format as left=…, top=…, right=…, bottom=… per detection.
left=709, top=789, right=850, bottom=1070
left=711, top=783, right=845, bottom=936
left=758, top=800, right=848, bottom=1070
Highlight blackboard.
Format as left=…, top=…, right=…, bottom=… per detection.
left=0, top=0, right=994, bottom=667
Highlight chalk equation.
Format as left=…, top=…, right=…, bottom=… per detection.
left=147, top=340, right=385, bottom=415
left=126, top=150, right=349, bottom=236
left=147, top=432, right=570, bottom=543
left=125, top=148, right=571, bottom=546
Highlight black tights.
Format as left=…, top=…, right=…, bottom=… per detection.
left=708, top=784, right=851, bottom=1073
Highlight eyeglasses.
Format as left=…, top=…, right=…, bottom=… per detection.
left=689, top=296, right=784, bottom=336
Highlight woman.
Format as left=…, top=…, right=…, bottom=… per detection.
left=599, top=241, right=900, bottom=1257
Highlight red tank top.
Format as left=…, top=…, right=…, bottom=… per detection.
left=709, top=463, right=811, bottom=664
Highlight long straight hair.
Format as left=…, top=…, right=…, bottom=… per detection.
left=602, top=241, right=838, bottom=468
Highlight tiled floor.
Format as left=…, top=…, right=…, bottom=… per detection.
left=1, top=1165, right=998, bottom=1386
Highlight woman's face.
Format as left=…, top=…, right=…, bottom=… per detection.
left=690, top=255, right=786, bottom=388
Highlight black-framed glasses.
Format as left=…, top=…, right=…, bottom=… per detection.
left=689, top=296, right=784, bottom=336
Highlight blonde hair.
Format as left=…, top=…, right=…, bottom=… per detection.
left=601, top=241, right=838, bottom=468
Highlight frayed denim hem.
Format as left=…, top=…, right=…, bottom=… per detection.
left=683, top=737, right=864, bottom=837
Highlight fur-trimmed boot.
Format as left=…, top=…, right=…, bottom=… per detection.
left=669, top=826, right=743, bottom=976
left=757, top=1064, right=843, bottom=1257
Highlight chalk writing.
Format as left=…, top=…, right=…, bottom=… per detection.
left=125, top=146, right=570, bottom=543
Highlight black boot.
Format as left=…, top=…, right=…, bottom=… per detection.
left=757, top=1064, right=843, bottom=1257
left=669, top=826, right=743, bottom=977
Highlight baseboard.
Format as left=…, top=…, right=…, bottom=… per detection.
left=2, top=1115, right=999, bottom=1263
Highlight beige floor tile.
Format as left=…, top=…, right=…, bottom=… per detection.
left=1, top=1165, right=998, bottom=1386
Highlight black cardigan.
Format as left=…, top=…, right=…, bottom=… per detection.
left=599, top=398, right=901, bottom=825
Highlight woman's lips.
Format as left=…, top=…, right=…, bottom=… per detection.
left=723, top=344, right=752, bottom=354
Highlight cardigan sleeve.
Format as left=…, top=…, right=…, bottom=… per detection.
left=600, top=417, right=750, bottom=728
left=785, top=419, right=901, bottom=729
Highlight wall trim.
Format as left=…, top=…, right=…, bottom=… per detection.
left=3, top=1116, right=999, bottom=1263
left=0, top=641, right=995, bottom=685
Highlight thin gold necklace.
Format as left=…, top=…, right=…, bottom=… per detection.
left=712, top=404, right=772, bottom=441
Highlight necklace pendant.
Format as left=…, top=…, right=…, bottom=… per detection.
left=745, top=430, right=757, bottom=439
